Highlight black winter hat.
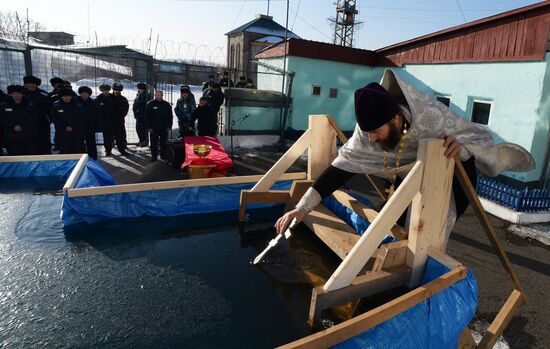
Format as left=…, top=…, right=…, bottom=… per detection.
left=23, top=75, right=41, bottom=85
left=99, top=84, right=111, bottom=91
left=180, top=85, right=191, bottom=93
left=7, top=85, right=25, bottom=94
left=354, top=82, right=399, bottom=132
left=112, top=82, right=123, bottom=91
left=137, top=82, right=146, bottom=90
left=78, top=86, right=92, bottom=95
left=50, top=77, right=64, bottom=86
left=59, top=88, right=74, bottom=97
left=212, top=82, right=221, bottom=88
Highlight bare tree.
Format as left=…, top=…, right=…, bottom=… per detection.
left=0, top=10, right=45, bottom=42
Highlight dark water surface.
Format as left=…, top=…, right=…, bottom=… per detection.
left=0, top=179, right=338, bottom=348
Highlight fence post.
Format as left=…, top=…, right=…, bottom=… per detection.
left=24, top=46, right=33, bottom=76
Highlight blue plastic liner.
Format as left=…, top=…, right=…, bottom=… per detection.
left=0, top=159, right=78, bottom=178
left=333, top=257, right=478, bottom=349
left=322, top=194, right=396, bottom=245
left=62, top=180, right=293, bottom=226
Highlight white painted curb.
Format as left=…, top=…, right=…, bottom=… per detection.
left=479, top=197, right=550, bottom=224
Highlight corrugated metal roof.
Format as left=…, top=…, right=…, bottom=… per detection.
left=226, top=15, right=300, bottom=39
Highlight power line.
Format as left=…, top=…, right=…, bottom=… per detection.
left=455, top=0, right=468, bottom=23
left=290, top=0, right=302, bottom=31
left=288, top=6, right=332, bottom=40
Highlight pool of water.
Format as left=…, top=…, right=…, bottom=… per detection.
left=0, top=179, right=339, bottom=348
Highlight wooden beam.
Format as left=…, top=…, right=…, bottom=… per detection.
left=332, top=190, right=408, bottom=240
left=323, top=161, right=423, bottom=292
left=239, top=190, right=290, bottom=221
left=251, top=130, right=312, bottom=192
left=67, top=172, right=307, bottom=198
left=458, top=327, right=477, bottom=349
left=372, top=240, right=408, bottom=272
left=279, top=266, right=467, bottom=349
left=302, top=205, right=361, bottom=260
left=285, top=180, right=314, bottom=212
left=427, top=245, right=462, bottom=270
left=454, top=155, right=527, bottom=302
left=0, top=154, right=84, bottom=162
left=326, top=115, right=386, bottom=201
left=308, top=266, right=411, bottom=328
left=62, top=154, right=89, bottom=191
left=478, top=290, right=524, bottom=349
left=407, top=139, right=455, bottom=287
left=307, top=115, right=337, bottom=180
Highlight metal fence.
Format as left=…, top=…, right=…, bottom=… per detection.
left=0, top=42, right=219, bottom=145
left=476, top=175, right=550, bottom=212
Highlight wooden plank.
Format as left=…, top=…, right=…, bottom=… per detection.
left=427, top=245, right=462, bottom=270
left=285, top=180, right=314, bottom=212
left=458, top=327, right=477, bottom=349
left=514, top=16, right=526, bottom=56
left=494, top=23, right=504, bottom=58
left=478, top=290, right=524, bottom=349
left=279, top=266, right=467, bottom=349
left=239, top=190, right=290, bottom=221
left=62, top=154, right=89, bottom=191
left=372, top=240, right=408, bottom=272
left=308, top=266, right=411, bottom=328
left=67, top=172, right=307, bottom=198
left=407, top=140, right=454, bottom=287
left=251, top=130, right=312, bottom=192
left=332, top=190, right=408, bottom=240
left=323, top=161, right=423, bottom=292
left=302, top=205, right=360, bottom=260
left=506, top=19, right=519, bottom=56
left=454, top=156, right=527, bottom=302
left=307, top=115, right=337, bottom=180
left=0, top=154, right=84, bottom=162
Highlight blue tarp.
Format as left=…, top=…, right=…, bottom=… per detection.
left=0, top=159, right=78, bottom=178
left=333, top=257, right=478, bottom=349
left=62, top=180, right=293, bottom=226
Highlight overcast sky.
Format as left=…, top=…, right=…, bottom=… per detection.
left=2, top=0, right=542, bottom=64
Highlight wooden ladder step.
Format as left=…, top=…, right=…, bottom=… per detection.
left=302, top=204, right=360, bottom=260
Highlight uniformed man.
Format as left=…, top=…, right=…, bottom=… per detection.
left=145, top=90, right=172, bottom=162
left=174, top=85, right=196, bottom=137
left=50, top=88, right=85, bottom=154
left=219, top=71, right=234, bottom=87
left=0, top=85, right=39, bottom=155
left=205, top=83, right=225, bottom=113
left=235, top=76, right=247, bottom=88
left=96, top=84, right=127, bottom=156
left=202, top=74, right=215, bottom=92
left=47, top=77, right=64, bottom=103
left=23, top=75, right=52, bottom=154
left=191, top=97, right=217, bottom=136
left=132, top=82, right=150, bottom=147
left=112, top=82, right=129, bottom=150
left=76, top=86, right=99, bottom=159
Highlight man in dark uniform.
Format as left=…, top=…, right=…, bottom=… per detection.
left=145, top=90, right=172, bottom=162
left=76, top=86, right=99, bottom=159
left=47, top=77, right=64, bottom=103
left=205, top=83, right=225, bottom=113
left=219, top=71, right=234, bottom=87
left=235, top=76, right=247, bottom=88
left=202, top=74, right=215, bottom=92
left=0, top=85, right=39, bottom=155
left=50, top=88, right=85, bottom=154
left=191, top=97, right=217, bottom=136
left=112, top=82, right=129, bottom=149
left=97, top=84, right=127, bottom=156
left=132, top=82, right=150, bottom=147
left=23, top=75, right=52, bottom=154
left=174, top=85, right=196, bottom=138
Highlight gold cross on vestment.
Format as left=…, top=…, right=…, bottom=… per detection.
left=385, top=185, right=395, bottom=198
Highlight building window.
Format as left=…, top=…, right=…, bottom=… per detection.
left=312, top=85, right=321, bottom=96
left=436, top=95, right=450, bottom=107
left=471, top=100, right=492, bottom=125
left=230, top=45, right=235, bottom=69
left=236, top=43, right=241, bottom=72
left=329, top=88, right=338, bottom=98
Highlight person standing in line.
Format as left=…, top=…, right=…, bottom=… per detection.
left=205, top=83, right=225, bottom=113
left=132, top=82, right=150, bottom=147
left=219, top=71, right=233, bottom=87
left=76, top=86, right=99, bottom=159
left=174, top=85, right=196, bottom=138
left=191, top=97, right=217, bottom=136
left=47, top=77, right=64, bottom=103
left=0, top=85, right=39, bottom=155
left=202, top=74, right=215, bottom=92
left=96, top=84, right=127, bottom=156
left=112, top=82, right=129, bottom=149
left=145, top=90, right=172, bottom=162
left=50, top=88, right=85, bottom=154
left=235, top=76, right=247, bottom=88
left=23, top=75, right=52, bottom=154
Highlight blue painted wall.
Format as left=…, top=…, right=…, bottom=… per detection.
left=258, top=53, right=549, bottom=183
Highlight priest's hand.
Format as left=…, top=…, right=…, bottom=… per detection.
left=439, top=132, right=461, bottom=159
left=275, top=208, right=305, bottom=235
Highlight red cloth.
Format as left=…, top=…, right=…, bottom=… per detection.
left=181, top=136, right=233, bottom=173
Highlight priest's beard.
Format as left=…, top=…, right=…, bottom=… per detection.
left=379, top=122, right=402, bottom=151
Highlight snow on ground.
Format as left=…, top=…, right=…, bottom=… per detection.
left=470, top=320, right=510, bottom=349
